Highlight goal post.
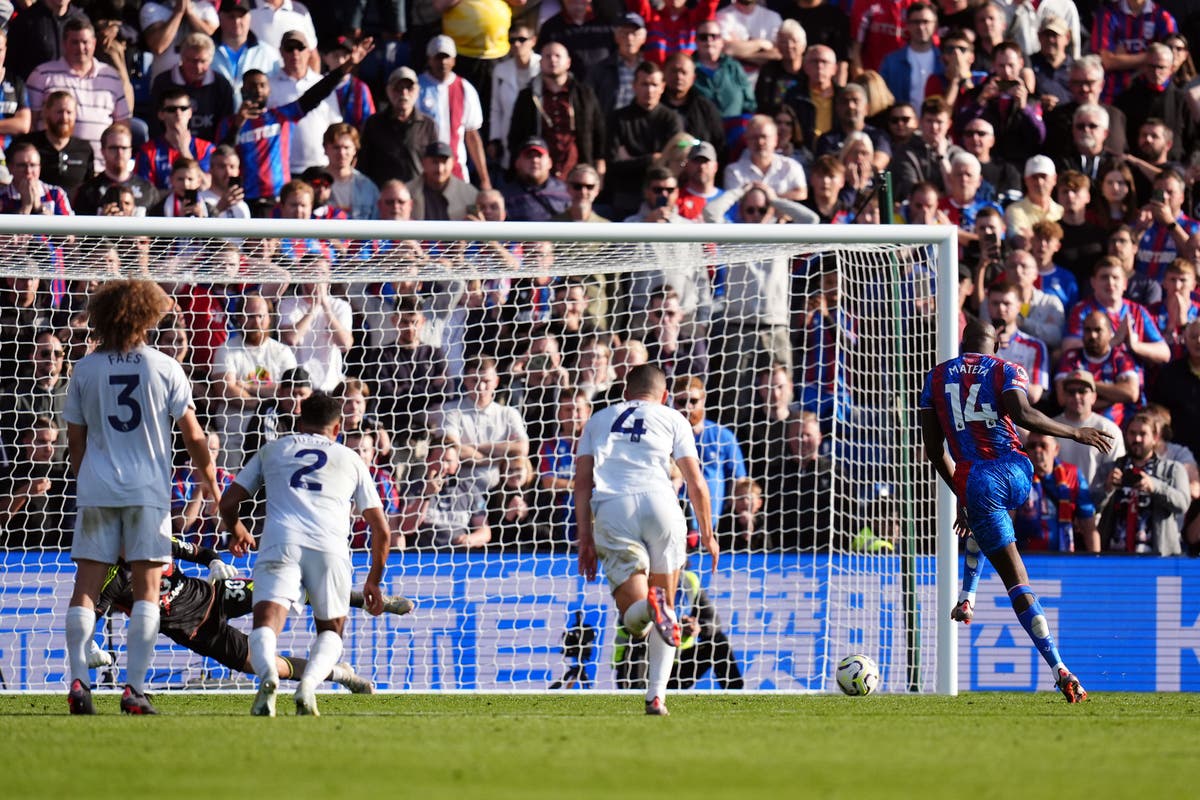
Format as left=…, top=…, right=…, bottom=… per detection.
left=0, top=216, right=959, bottom=694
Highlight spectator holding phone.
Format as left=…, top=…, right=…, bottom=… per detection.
left=198, top=143, right=249, bottom=218
left=1094, top=410, right=1190, bottom=555
left=73, top=122, right=157, bottom=216
left=149, top=156, right=210, bottom=217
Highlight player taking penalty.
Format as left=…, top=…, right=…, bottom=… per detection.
left=221, top=392, right=391, bottom=717
left=574, top=364, right=719, bottom=716
left=64, top=280, right=220, bottom=715
left=919, top=319, right=1114, bottom=702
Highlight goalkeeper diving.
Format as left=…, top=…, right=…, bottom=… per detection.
left=84, top=538, right=414, bottom=693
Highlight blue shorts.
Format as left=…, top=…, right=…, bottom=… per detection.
left=964, top=455, right=1033, bottom=555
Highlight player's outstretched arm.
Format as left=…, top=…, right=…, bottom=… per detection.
left=359, top=506, right=391, bottom=615
left=678, top=456, right=718, bottom=573
left=179, top=409, right=222, bottom=502
left=573, top=455, right=597, bottom=582
left=218, top=482, right=256, bottom=557
left=1002, top=389, right=1115, bottom=453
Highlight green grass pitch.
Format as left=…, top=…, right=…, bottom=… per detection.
left=2, top=692, right=1196, bottom=799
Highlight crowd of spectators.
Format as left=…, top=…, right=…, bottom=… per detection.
left=3, top=0, right=1200, bottom=557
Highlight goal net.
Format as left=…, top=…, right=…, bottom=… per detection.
left=0, top=216, right=958, bottom=694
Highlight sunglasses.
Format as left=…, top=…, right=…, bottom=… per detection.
left=889, top=116, right=914, bottom=124
left=650, top=185, right=678, bottom=194
left=36, top=348, right=65, bottom=357
left=162, top=105, right=191, bottom=114
left=696, top=32, right=721, bottom=40
left=570, top=182, right=597, bottom=191
left=1075, top=122, right=1101, bottom=130
left=282, top=42, right=307, bottom=52
left=510, top=36, right=531, bottom=44
left=743, top=206, right=768, bottom=216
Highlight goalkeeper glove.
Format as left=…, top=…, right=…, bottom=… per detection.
left=86, top=640, right=113, bottom=669
left=206, top=560, right=239, bottom=583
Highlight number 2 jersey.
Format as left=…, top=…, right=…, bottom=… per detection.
left=234, top=432, right=381, bottom=558
left=578, top=400, right=698, bottom=500
left=63, top=345, right=194, bottom=509
left=919, top=352, right=1029, bottom=471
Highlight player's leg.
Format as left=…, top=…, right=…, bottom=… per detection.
left=986, top=544, right=1086, bottom=701
left=972, top=458, right=1086, bottom=702
left=953, top=535, right=983, bottom=623
left=643, top=569, right=682, bottom=714
left=248, top=546, right=305, bottom=716
left=294, top=548, right=353, bottom=715
left=118, top=507, right=172, bottom=714
left=65, top=559, right=109, bottom=714
left=65, top=507, right=124, bottom=713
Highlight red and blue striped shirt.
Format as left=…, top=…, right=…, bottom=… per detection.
left=920, top=353, right=1028, bottom=467
left=1092, top=0, right=1178, bottom=103
left=135, top=136, right=215, bottom=190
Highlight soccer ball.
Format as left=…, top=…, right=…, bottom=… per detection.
left=835, top=654, right=880, bottom=696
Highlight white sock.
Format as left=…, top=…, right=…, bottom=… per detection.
left=645, top=632, right=676, bottom=704
left=65, top=606, right=94, bottom=685
left=301, top=630, right=343, bottom=690
left=623, top=599, right=651, bottom=638
left=125, top=600, right=159, bottom=693
left=328, top=663, right=349, bottom=683
left=249, top=628, right=279, bottom=685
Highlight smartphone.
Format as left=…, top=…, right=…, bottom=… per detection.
left=183, top=188, right=199, bottom=204
left=1152, top=189, right=1166, bottom=204
left=996, top=79, right=1018, bottom=91
left=466, top=204, right=478, bottom=216
left=654, top=195, right=670, bottom=209
left=229, top=175, right=242, bottom=189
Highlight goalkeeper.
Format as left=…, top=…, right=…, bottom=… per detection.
left=86, top=539, right=413, bottom=693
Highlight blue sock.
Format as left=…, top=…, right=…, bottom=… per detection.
left=1009, top=585, right=1065, bottom=672
left=959, top=536, right=982, bottom=605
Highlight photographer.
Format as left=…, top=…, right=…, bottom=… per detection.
left=148, top=156, right=212, bottom=217
left=1095, top=411, right=1190, bottom=555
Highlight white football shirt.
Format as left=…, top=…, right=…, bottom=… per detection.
left=64, top=346, right=193, bottom=509
left=235, top=432, right=381, bottom=557
left=578, top=400, right=698, bottom=499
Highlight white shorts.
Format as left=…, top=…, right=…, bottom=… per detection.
left=252, top=544, right=352, bottom=621
left=592, top=491, right=687, bottom=591
left=72, top=506, right=172, bottom=564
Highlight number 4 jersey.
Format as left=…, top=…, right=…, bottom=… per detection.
left=64, top=345, right=194, bottom=509
left=234, top=432, right=381, bottom=557
left=578, top=399, right=698, bottom=500
left=920, top=352, right=1029, bottom=470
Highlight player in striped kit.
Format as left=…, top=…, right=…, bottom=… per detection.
left=221, top=392, right=391, bottom=716
left=574, top=364, right=718, bottom=715
left=920, top=319, right=1113, bottom=702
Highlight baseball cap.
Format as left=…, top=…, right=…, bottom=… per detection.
left=1061, top=370, right=1096, bottom=392
left=388, top=66, right=419, bottom=86
left=1024, top=154, right=1056, bottom=178
left=300, top=165, right=334, bottom=186
left=280, top=30, right=309, bottom=50
left=281, top=366, right=311, bottom=388
left=1039, top=15, right=1069, bottom=37
left=424, top=141, right=453, bottom=159
left=689, top=141, right=718, bottom=161
left=618, top=12, right=646, bottom=29
left=427, top=35, right=457, bottom=58
left=519, top=136, right=549, bottom=156
left=220, top=0, right=251, bottom=13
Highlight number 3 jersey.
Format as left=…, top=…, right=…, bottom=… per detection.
left=578, top=400, right=698, bottom=500
left=64, top=345, right=194, bottom=509
left=234, top=432, right=381, bottom=557
left=920, top=353, right=1029, bottom=470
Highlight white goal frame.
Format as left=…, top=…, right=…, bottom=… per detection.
left=0, top=216, right=959, bottom=695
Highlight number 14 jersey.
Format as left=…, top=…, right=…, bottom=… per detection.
left=920, top=353, right=1029, bottom=469
left=234, top=432, right=381, bottom=557
left=578, top=400, right=698, bottom=500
